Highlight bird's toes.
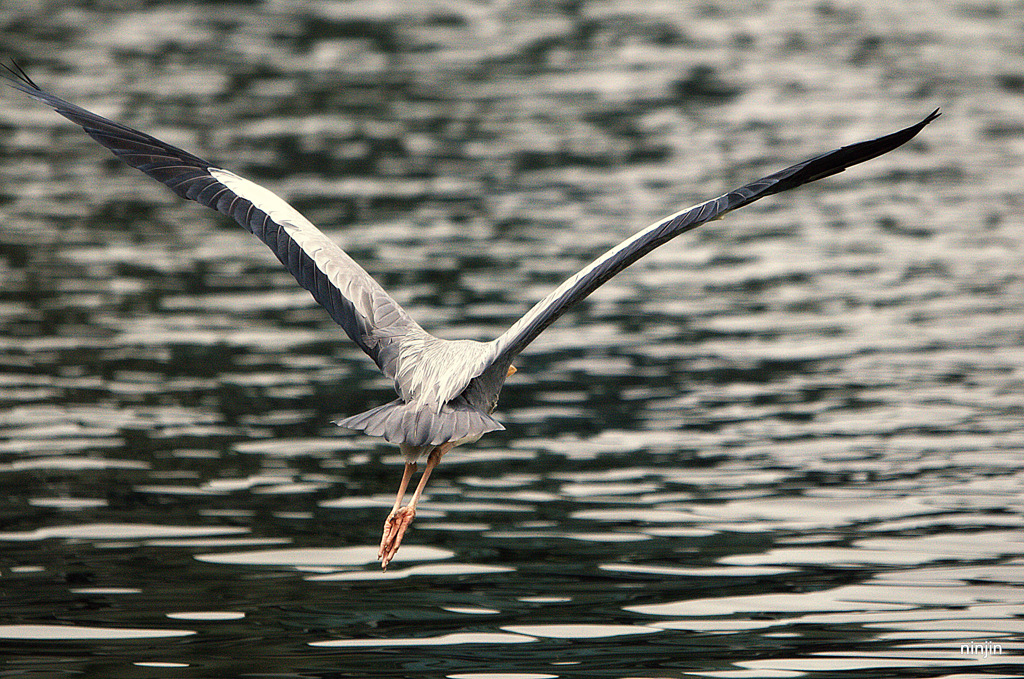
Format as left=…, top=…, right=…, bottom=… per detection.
left=378, top=510, right=402, bottom=559
left=379, top=507, right=415, bottom=570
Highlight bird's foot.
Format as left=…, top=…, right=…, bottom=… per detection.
left=378, top=506, right=415, bottom=570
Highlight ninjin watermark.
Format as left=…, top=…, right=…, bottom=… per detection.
left=960, top=640, right=1002, bottom=658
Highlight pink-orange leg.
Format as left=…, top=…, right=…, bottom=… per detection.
left=378, top=460, right=417, bottom=561
left=379, top=442, right=453, bottom=570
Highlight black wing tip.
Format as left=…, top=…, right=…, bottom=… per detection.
left=766, top=107, right=942, bottom=193
left=862, top=107, right=941, bottom=151
left=915, top=108, right=941, bottom=139
left=1, top=58, right=42, bottom=92
left=869, top=106, right=942, bottom=156
left=876, top=107, right=942, bottom=158
left=913, top=107, right=941, bottom=133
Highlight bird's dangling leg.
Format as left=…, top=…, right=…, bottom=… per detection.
left=379, top=442, right=453, bottom=570
left=378, top=460, right=417, bottom=562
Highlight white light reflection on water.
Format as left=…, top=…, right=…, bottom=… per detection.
left=0, top=524, right=250, bottom=541
left=502, top=624, right=662, bottom=639
left=166, top=611, right=246, bottom=621
left=626, top=586, right=912, bottom=618
left=442, top=606, right=501, bottom=615
left=600, top=564, right=794, bottom=577
left=0, top=625, right=195, bottom=640
left=308, top=563, right=515, bottom=581
left=733, top=653, right=1014, bottom=673
left=194, top=545, right=453, bottom=567
left=310, top=632, right=537, bottom=648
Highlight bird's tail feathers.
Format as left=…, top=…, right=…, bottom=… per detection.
left=334, top=398, right=504, bottom=447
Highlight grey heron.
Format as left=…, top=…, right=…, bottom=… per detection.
left=4, top=62, right=938, bottom=568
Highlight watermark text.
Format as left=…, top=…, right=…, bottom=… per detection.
left=960, top=640, right=1002, bottom=659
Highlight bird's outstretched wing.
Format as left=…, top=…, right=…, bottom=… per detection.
left=486, top=109, right=940, bottom=367
left=3, top=62, right=427, bottom=379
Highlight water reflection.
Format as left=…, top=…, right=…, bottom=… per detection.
left=195, top=545, right=452, bottom=567
left=311, top=632, right=537, bottom=648
left=165, top=611, right=245, bottom=621
left=310, top=563, right=515, bottom=581
left=0, top=523, right=250, bottom=541
left=2, top=0, right=1024, bottom=676
left=501, top=625, right=661, bottom=639
left=0, top=625, right=195, bottom=640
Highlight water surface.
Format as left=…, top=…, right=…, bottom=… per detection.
left=1, top=1, right=1023, bottom=677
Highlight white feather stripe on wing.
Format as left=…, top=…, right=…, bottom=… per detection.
left=209, top=168, right=315, bottom=230
left=207, top=168, right=424, bottom=378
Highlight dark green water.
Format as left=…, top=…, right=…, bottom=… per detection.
left=1, top=2, right=1023, bottom=677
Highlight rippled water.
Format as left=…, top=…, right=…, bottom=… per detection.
left=1, top=1, right=1023, bottom=677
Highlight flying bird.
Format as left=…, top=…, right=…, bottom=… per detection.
left=4, top=62, right=938, bottom=568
